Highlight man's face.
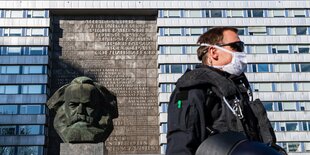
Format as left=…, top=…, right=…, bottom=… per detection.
left=64, top=84, right=103, bottom=127
left=208, top=30, right=242, bottom=66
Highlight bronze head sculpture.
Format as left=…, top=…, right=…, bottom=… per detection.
left=47, top=76, right=118, bottom=143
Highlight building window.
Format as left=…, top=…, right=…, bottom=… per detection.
left=210, top=10, right=222, bottom=17
left=248, top=27, right=267, bottom=35
left=286, top=122, right=299, bottom=131
left=185, top=10, right=202, bottom=18
left=262, top=102, right=273, bottom=111
left=226, top=10, right=244, bottom=17
left=276, top=83, right=295, bottom=92
left=273, top=64, right=292, bottom=72
left=22, top=66, right=46, bottom=74
left=0, top=146, right=15, bottom=155
left=160, top=103, right=168, bottom=113
left=160, top=84, right=175, bottom=93
left=164, top=28, right=182, bottom=36
left=300, top=64, right=310, bottom=72
left=271, top=10, right=285, bottom=17
left=270, top=27, right=288, bottom=35
left=0, top=85, right=19, bottom=94
left=20, top=105, right=43, bottom=114
left=185, top=46, right=198, bottom=54
left=237, top=27, right=245, bottom=35
left=300, top=102, right=310, bottom=111
left=185, top=28, right=203, bottom=36
left=21, top=85, right=45, bottom=94
left=160, top=123, right=168, bottom=133
left=28, top=10, right=46, bottom=18
left=7, top=28, right=23, bottom=36
left=282, top=102, right=297, bottom=111
left=298, top=47, right=309, bottom=53
left=252, top=83, right=273, bottom=92
left=272, top=45, right=289, bottom=53
left=0, top=66, right=20, bottom=74
left=296, top=27, right=308, bottom=35
left=0, top=105, right=18, bottom=114
left=19, top=125, right=41, bottom=135
left=0, top=126, right=16, bottom=135
left=163, top=10, right=181, bottom=18
left=248, top=9, right=264, bottom=17
left=297, top=83, right=310, bottom=91
left=292, top=10, right=306, bottom=17
left=4, top=10, right=23, bottom=18
left=17, top=146, right=42, bottom=155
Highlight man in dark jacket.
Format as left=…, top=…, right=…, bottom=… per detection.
left=166, top=27, right=278, bottom=155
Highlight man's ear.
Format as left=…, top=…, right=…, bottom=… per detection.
left=209, top=47, right=219, bottom=60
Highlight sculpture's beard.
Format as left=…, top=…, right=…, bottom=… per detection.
left=62, top=122, right=105, bottom=143
left=67, top=114, right=95, bottom=127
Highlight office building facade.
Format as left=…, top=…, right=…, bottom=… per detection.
left=0, top=1, right=309, bottom=154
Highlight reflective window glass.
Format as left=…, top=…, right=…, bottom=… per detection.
left=11, top=10, right=23, bottom=18
left=296, top=27, right=307, bottom=35
left=170, top=65, right=182, bottom=73
left=21, top=85, right=43, bottom=94
left=169, top=10, right=181, bottom=17
left=210, top=10, right=222, bottom=17
left=32, top=10, right=45, bottom=18
left=278, top=83, right=294, bottom=91
left=282, top=102, right=296, bottom=111
left=6, top=66, right=20, bottom=74
left=0, top=146, right=15, bottom=155
left=263, top=102, right=273, bottom=111
left=288, top=143, right=301, bottom=152
left=7, top=47, right=22, bottom=55
left=0, top=126, right=16, bottom=135
left=188, top=10, right=202, bottom=18
left=23, top=66, right=44, bottom=74
left=190, top=28, right=202, bottom=36
left=169, top=46, right=182, bottom=54
left=9, top=28, right=22, bottom=36
left=31, top=28, right=45, bottom=36
left=286, top=122, right=298, bottom=131
left=274, top=64, right=292, bottom=72
left=298, top=47, right=309, bottom=53
left=17, top=146, right=41, bottom=155
left=273, top=10, right=285, bottom=17
left=169, top=28, right=181, bottom=36
left=20, top=105, right=41, bottom=114
left=301, top=64, right=310, bottom=72
left=19, top=125, right=41, bottom=135
left=5, top=85, right=19, bottom=94
left=257, top=64, right=269, bottom=72
left=0, top=105, right=18, bottom=114
left=252, top=10, right=264, bottom=17
left=294, top=10, right=306, bottom=17
left=29, top=47, right=44, bottom=55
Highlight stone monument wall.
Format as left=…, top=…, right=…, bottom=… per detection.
left=49, top=15, right=159, bottom=154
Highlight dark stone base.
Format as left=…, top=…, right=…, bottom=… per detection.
left=60, top=143, right=108, bottom=155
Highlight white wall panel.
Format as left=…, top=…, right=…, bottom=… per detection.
left=0, top=1, right=309, bottom=9
left=158, top=36, right=310, bottom=45
left=158, top=18, right=310, bottom=27
left=253, top=92, right=310, bottom=101
left=0, top=37, right=49, bottom=46
left=268, top=111, right=310, bottom=121
left=0, top=18, right=50, bottom=27
left=276, top=132, right=310, bottom=142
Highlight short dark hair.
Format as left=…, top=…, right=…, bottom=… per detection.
left=196, top=27, right=238, bottom=61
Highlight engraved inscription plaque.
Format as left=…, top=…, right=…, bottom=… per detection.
left=50, top=16, right=159, bottom=154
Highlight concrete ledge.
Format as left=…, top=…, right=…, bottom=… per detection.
left=60, top=143, right=108, bottom=155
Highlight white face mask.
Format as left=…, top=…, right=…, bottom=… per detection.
left=200, top=43, right=247, bottom=76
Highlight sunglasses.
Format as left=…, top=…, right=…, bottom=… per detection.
left=216, top=41, right=244, bottom=52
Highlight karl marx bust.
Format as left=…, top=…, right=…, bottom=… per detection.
left=47, top=76, right=118, bottom=143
